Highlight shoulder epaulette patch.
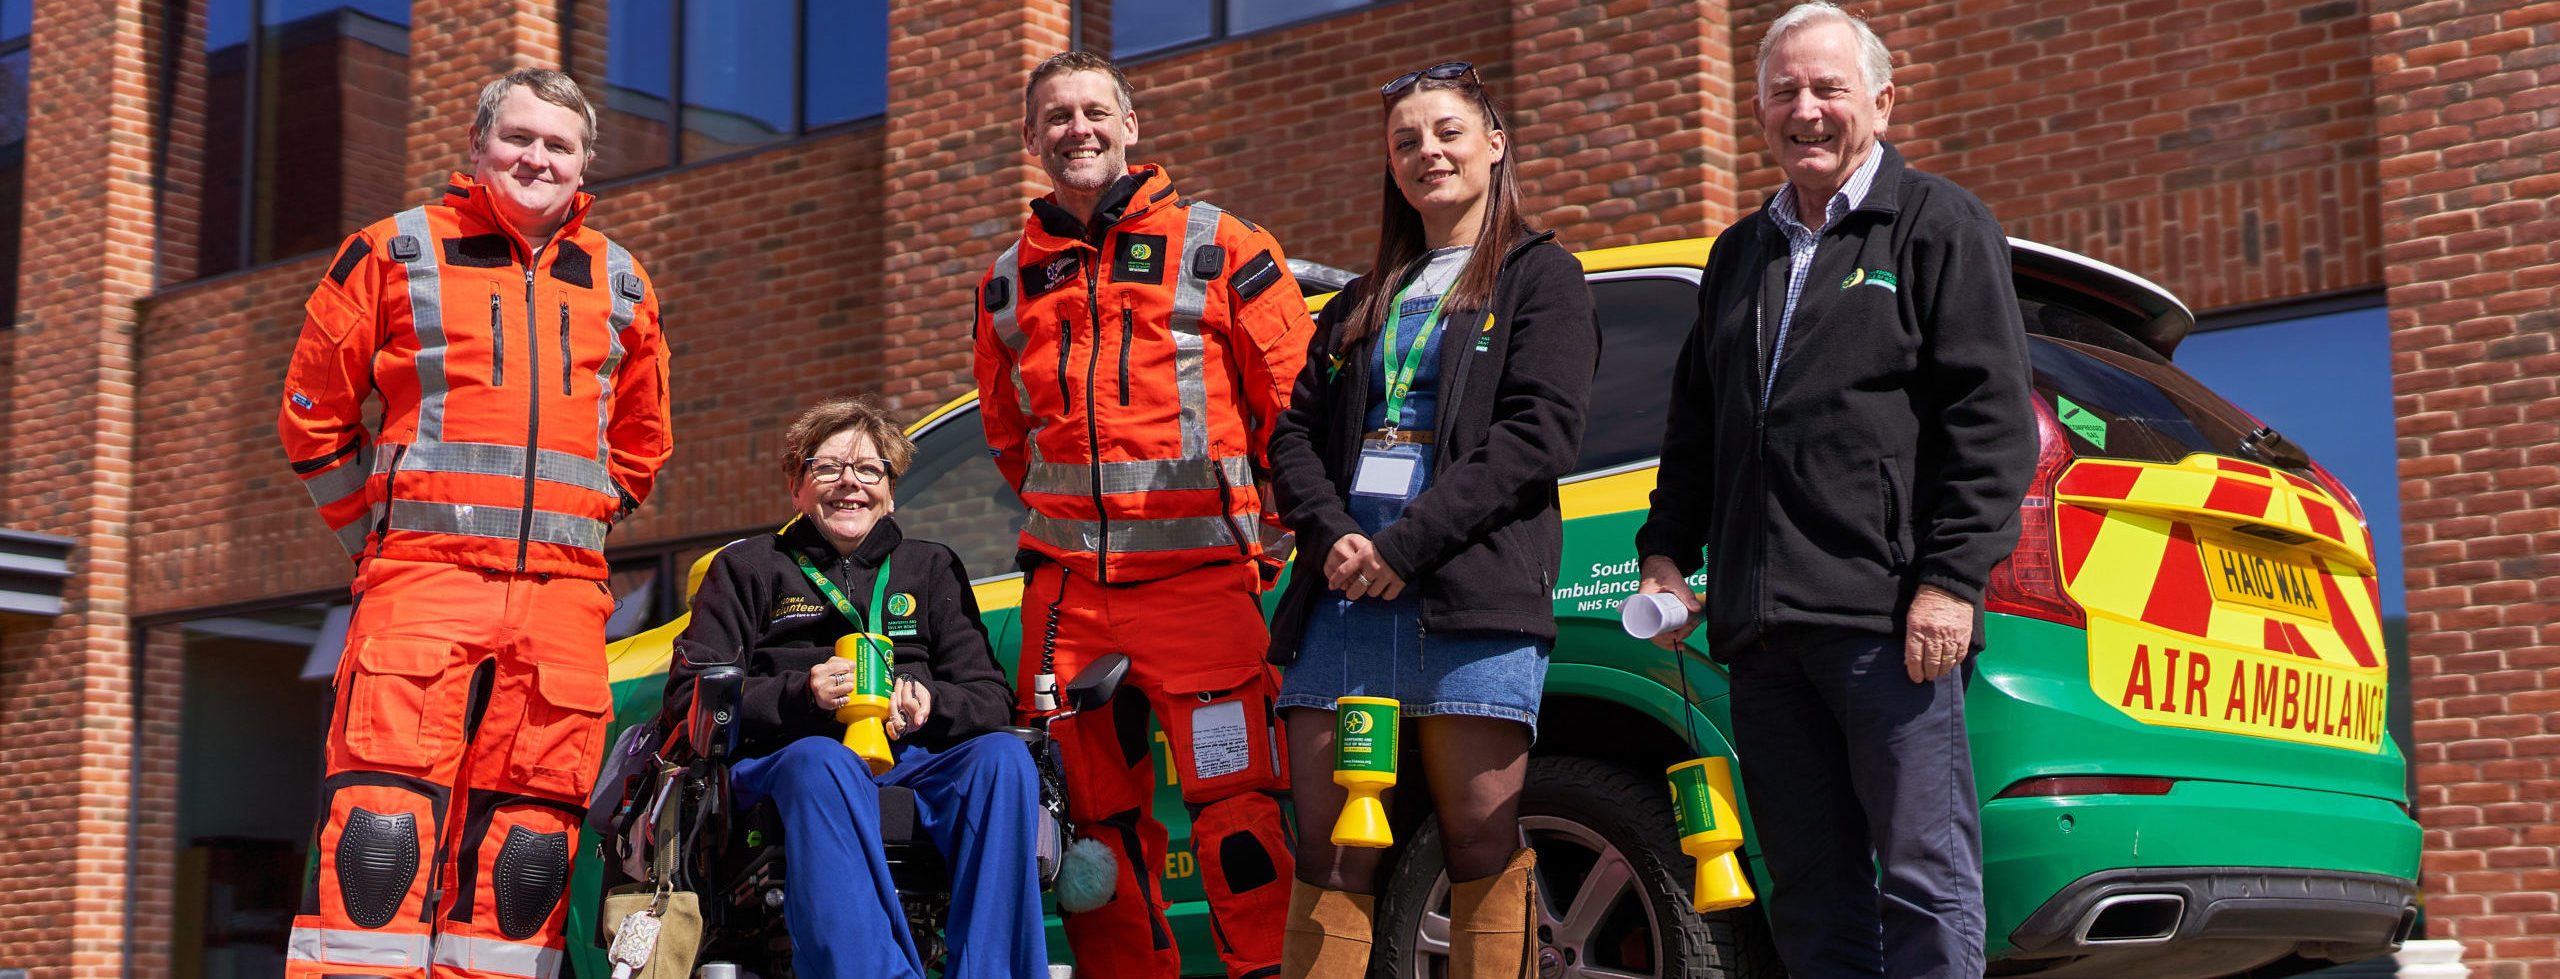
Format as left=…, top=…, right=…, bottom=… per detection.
left=614, top=271, right=645, bottom=302
left=328, top=237, right=372, bottom=286
left=1231, top=249, right=1282, bottom=303
left=386, top=235, right=422, bottom=263
left=1191, top=244, right=1226, bottom=280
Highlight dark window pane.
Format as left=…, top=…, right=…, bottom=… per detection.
left=1, top=0, right=27, bottom=41
left=593, top=0, right=674, bottom=180
left=1226, top=0, right=1365, bottom=36
left=2176, top=309, right=2400, bottom=615
left=1113, top=0, right=1211, bottom=58
left=894, top=407, right=1031, bottom=582
left=1, top=49, right=22, bottom=327
left=0, top=48, right=23, bottom=148
left=267, top=0, right=410, bottom=25
left=804, top=0, right=886, bottom=127
left=680, top=0, right=794, bottom=159
left=1577, top=276, right=1695, bottom=474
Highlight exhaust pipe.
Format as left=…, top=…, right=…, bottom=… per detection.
left=2073, top=893, right=2185, bottom=945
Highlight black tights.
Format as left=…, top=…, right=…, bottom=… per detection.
left=1286, top=709, right=1531, bottom=891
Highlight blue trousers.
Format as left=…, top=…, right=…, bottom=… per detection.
left=729, top=733, right=1049, bottom=979
left=1725, top=626, right=1985, bottom=979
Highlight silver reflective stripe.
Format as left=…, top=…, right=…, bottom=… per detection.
left=333, top=521, right=373, bottom=557
left=988, top=244, right=1034, bottom=417
left=388, top=500, right=606, bottom=552
left=1025, top=510, right=1248, bottom=554
left=1169, top=203, right=1224, bottom=461
left=1022, top=454, right=1250, bottom=497
left=599, top=240, right=634, bottom=476
left=300, top=446, right=374, bottom=510
left=392, top=207, right=450, bottom=443
left=397, top=440, right=615, bottom=497
left=288, top=926, right=432, bottom=968
left=431, top=934, right=564, bottom=979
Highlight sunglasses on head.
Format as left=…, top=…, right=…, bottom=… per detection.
left=1380, top=61, right=1478, bottom=98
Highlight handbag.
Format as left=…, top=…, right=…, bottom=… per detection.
left=599, top=761, right=702, bottom=979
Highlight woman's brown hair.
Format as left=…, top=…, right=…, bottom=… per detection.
left=1333, top=67, right=1537, bottom=353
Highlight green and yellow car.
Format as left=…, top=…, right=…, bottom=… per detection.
left=571, top=237, right=2419, bottom=979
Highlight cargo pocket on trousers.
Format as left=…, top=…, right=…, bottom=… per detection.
left=511, top=661, right=615, bottom=800
left=344, top=636, right=460, bottom=772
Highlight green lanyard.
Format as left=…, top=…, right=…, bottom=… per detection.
left=793, top=548, right=890, bottom=637
left=1378, top=278, right=1449, bottom=431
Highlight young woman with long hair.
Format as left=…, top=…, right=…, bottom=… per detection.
left=1263, top=62, right=1598, bottom=979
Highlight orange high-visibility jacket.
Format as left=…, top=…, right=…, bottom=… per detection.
left=973, top=166, right=1314, bottom=585
left=279, top=174, right=673, bottom=579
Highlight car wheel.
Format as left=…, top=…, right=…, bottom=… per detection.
left=1370, top=755, right=1781, bottom=979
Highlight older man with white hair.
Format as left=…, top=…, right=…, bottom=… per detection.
left=1634, top=2, right=2036, bottom=975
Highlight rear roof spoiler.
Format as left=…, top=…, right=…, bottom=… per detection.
left=2009, top=238, right=2196, bottom=359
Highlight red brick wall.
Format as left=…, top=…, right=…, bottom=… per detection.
left=0, top=0, right=163, bottom=976
left=1729, top=0, right=2381, bottom=311
left=2377, top=0, right=2560, bottom=972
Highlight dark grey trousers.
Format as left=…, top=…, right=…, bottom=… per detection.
left=1727, top=625, right=1987, bottom=979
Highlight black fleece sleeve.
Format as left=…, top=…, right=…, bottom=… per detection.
left=1266, top=296, right=1365, bottom=563
left=1908, top=214, right=2036, bottom=602
left=1373, top=243, right=1599, bottom=578
left=892, top=546, right=1013, bottom=743
left=667, top=548, right=825, bottom=746
left=1632, top=255, right=1726, bottom=576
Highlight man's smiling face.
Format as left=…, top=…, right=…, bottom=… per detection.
left=1755, top=17, right=1892, bottom=203
left=1022, top=69, right=1138, bottom=213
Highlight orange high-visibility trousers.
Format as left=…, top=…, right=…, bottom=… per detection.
left=287, top=558, right=615, bottom=979
left=1021, top=560, right=1294, bottom=979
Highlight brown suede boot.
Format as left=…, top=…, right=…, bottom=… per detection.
left=1283, top=878, right=1377, bottom=979
left=1447, top=847, right=1539, bottom=978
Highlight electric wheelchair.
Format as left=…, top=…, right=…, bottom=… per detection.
left=594, top=652, right=1131, bottom=978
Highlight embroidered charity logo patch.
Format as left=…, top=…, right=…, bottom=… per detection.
left=1840, top=268, right=1899, bottom=293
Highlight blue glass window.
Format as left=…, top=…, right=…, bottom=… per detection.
left=1108, top=0, right=1382, bottom=59
left=1, top=0, right=25, bottom=326
left=165, top=1, right=412, bottom=281
left=576, top=0, right=886, bottom=181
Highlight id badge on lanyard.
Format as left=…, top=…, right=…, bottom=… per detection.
left=1351, top=438, right=1428, bottom=501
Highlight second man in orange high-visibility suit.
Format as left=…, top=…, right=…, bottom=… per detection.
left=974, top=51, right=1316, bottom=979
left=277, top=69, right=673, bottom=979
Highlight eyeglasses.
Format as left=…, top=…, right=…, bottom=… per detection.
left=1381, top=61, right=1477, bottom=98
left=805, top=458, right=893, bottom=486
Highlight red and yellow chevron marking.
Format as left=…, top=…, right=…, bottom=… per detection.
left=2053, top=454, right=2387, bottom=752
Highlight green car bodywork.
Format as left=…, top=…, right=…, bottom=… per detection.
left=566, top=238, right=2418, bottom=978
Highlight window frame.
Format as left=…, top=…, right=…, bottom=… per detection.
left=1096, top=0, right=1408, bottom=64
left=570, top=0, right=886, bottom=184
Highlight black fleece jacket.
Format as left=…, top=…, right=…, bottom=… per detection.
left=1636, top=143, right=2035, bottom=653
left=665, top=515, right=1013, bottom=759
left=1266, top=232, right=1598, bottom=660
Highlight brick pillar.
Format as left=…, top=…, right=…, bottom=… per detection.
left=874, top=0, right=1071, bottom=415
left=2376, top=0, right=2560, bottom=970
left=1510, top=0, right=1738, bottom=249
left=0, top=1, right=165, bottom=976
left=402, top=0, right=565, bottom=203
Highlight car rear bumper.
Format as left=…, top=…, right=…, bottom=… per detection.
left=1989, top=865, right=2416, bottom=979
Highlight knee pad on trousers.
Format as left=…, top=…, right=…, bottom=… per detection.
left=336, top=807, right=422, bottom=929
left=492, top=825, right=571, bottom=940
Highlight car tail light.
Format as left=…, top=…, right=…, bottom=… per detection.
left=1992, top=775, right=2177, bottom=799
left=1983, top=397, right=2086, bottom=628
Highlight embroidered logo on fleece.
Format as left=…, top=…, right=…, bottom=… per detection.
left=1840, top=268, right=1899, bottom=293
left=769, top=595, right=828, bottom=626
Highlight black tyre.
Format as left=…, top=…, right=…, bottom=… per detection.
left=1371, top=755, right=1781, bottom=979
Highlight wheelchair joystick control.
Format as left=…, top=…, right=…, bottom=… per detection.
left=1031, top=671, right=1059, bottom=712
left=833, top=633, right=896, bottom=775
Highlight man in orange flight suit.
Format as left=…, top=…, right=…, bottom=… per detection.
left=277, top=69, right=672, bottom=979
left=973, top=51, right=1316, bottom=979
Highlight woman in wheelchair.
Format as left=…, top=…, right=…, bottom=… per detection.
left=663, top=396, right=1047, bottom=979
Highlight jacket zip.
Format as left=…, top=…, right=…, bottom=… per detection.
left=1081, top=254, right=1109, bottom=583
left=515, top=242, right=550, bottom=572
left=488, top=294, right=505, bottom=387
left=1881, top=470, right=1906, bottom=568
left=1118, top=308, right=1134, bottom=407
left=559, top=301, right=573, bottom=396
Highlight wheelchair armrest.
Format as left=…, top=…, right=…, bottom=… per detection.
left=688, top=665, right=747, bottom=762
left=995, top=725, right=1046, bottom=748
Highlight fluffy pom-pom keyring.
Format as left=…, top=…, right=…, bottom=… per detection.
left=1052, top=836, right=1119, bottom=913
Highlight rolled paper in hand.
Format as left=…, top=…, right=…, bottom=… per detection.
left=1668, top=756, right=1751, bottom=912
left=834, top=632, right=896, bottom=776
left=1330, top=696, right=1399, bottom=848
left=1620, top=592, right=1691, bottom=639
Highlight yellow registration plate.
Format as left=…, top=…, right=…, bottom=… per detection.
left=2198, top=538, right=2326, bottom=620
